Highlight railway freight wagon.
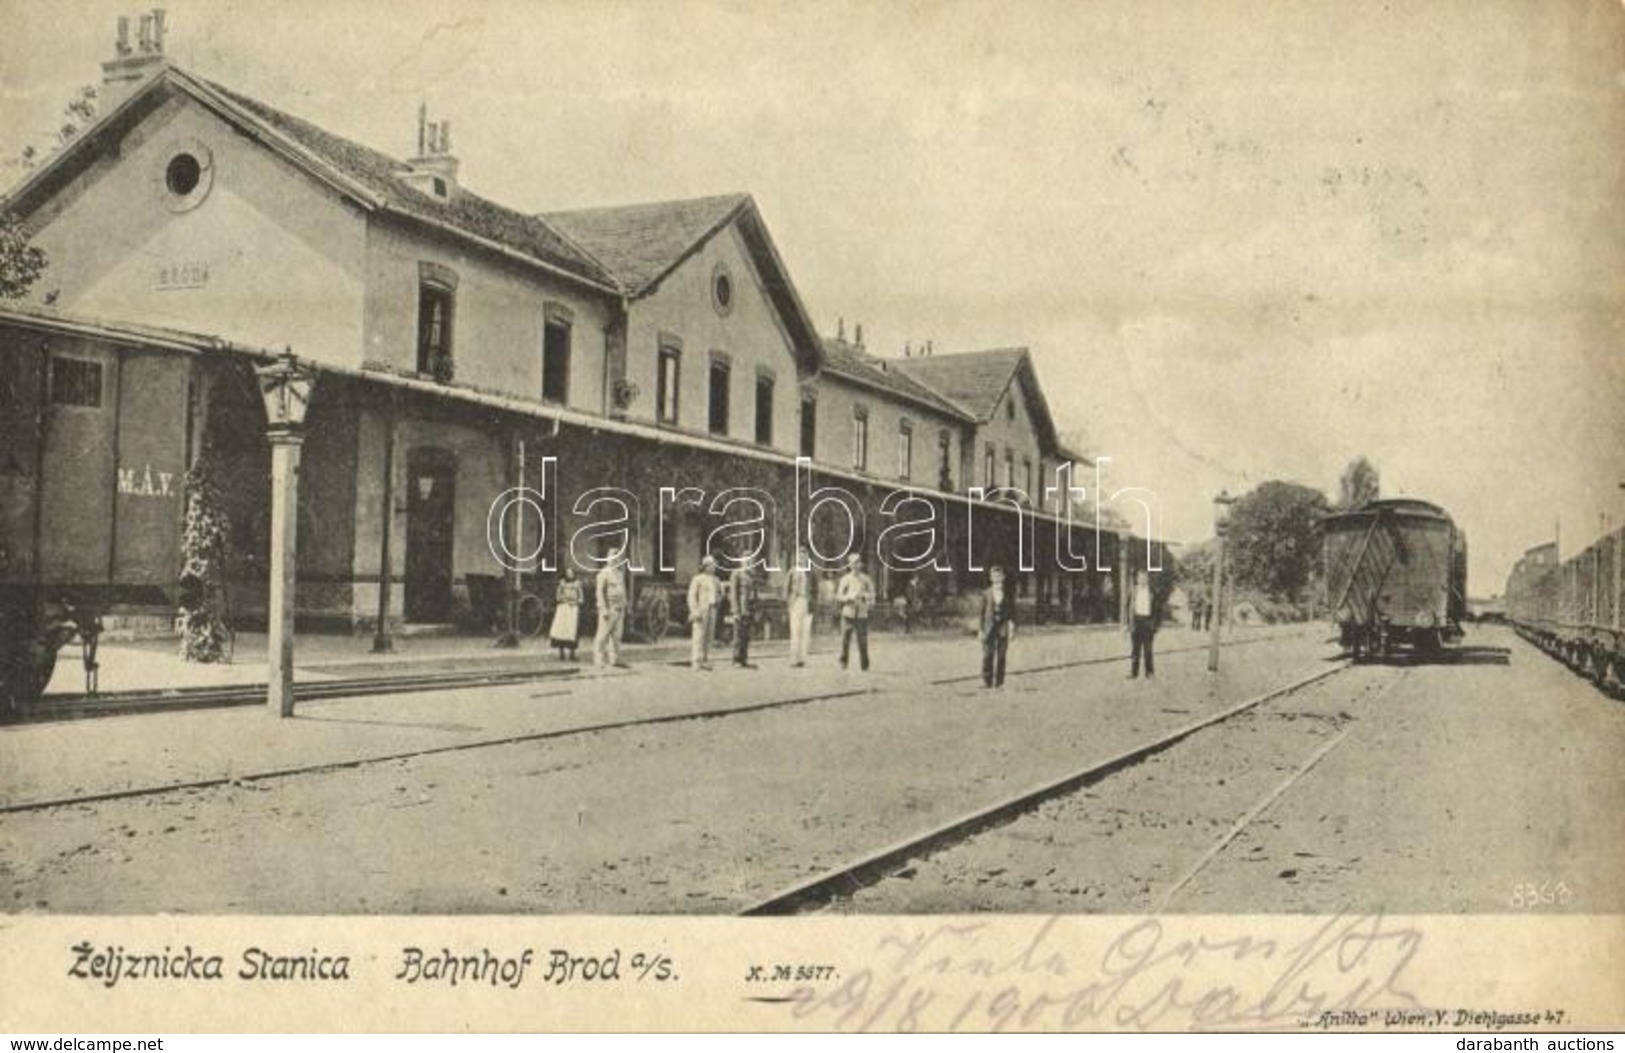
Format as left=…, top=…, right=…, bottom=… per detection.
left=1323, top=498, right=1467, bottom=659
left=0, top=313, right=251, bottom=716
left=1505, top=526, right=1624, bottom=691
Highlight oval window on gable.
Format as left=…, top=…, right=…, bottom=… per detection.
left=166, top=154, right=201, bottom=195
left=711, top=262, right=734, bottom=317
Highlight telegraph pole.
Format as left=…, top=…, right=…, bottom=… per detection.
left=1207, top=491, right=1235, bottom=673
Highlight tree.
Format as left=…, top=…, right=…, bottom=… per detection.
left=0, top=214, right=47, bottom=301
left=1224, top=480, right=1331, bottom=603
left=1337, top=456, right=1380, bottom=511
left=1175, top=541, right=1216, bottom=601
left=15, top=85, right=98, bottom=172
left=2, top=85, right=98, bottom=302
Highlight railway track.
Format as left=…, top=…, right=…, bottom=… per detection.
left=13, top=664, right=584, bottom=723
left=739, top=659, right=1360, bottom=915
left=928, top=631, right=1285, bottom=685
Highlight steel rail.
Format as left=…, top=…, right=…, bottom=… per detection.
left=738, top=660, right=1352, bottom=916
left=0, top=686, right=874, bottom=815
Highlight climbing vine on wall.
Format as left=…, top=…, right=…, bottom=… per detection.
left=176, top=443, right=231, bottom=662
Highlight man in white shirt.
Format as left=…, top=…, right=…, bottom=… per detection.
left=835, top=553, right=874, bottom=671
left=594, top=550, right=628, bottom=670
left=1129, top=570, right=1159, bottom=679
left=785, top=546, right=814, bottom=667
left=687, top=556, right=719, bottom=670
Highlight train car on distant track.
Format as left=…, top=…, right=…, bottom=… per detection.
left=1505, top=528, right=1624, bottom=692
left=1323, top=498, right=1467, bottom=659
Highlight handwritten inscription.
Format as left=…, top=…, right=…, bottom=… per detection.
left=780, top=913, right=1426, bottom=1032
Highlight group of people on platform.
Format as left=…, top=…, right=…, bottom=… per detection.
left=546, top=560, right=630, bottom=668
left=683, top=547, right=875, bottom=672
left=542, top=551, right=1167, bottom=686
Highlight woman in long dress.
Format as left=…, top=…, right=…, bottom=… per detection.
left=549, top=567, right=583, bottom=660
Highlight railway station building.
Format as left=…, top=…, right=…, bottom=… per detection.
left=0, top=27, right=1154, bottom=700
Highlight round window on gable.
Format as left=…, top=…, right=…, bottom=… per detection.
left=711, top=263, right=734, bottom=317
left=159, top=141, right=214, bottom=212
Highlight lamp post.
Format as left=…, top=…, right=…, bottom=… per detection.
left=1207, top=490, right=1236, bottom=673
left=256, top=348, right=315, bottom=717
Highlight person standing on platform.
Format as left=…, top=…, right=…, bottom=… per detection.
left=981, top=565, right=1015, bottom=688
left=836, top=553, right=874, bottom=671
left=548, top=566, right=583, bottom=661
left=687, top=555, right=720, bottom=670
left=593, top=550, right=628, bottom=670
left=786, top=546, right=814, bottom=667
left=1129, top=570, right=1159, bottom=679
left=729, top=557, right=760, bottom=669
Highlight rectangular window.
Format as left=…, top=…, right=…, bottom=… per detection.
left=938, top=431, right=953, bottom=490
left=800, top=393, right=817, bottom=458
left=755, top=373, right=775, bottom=445
left=852, top=407, right=869, bottom=471
left=50, top=356, right=103, bottom=408
left=1023, top=457, right=1034, bottom=499
left=541, top=319, right=571, bottom=403
left=984, top=443, right=995, bottom=488
left=897, top=420, right=913, bottom=481
left=656, top=344, right=681, bottom=424
left=708, top=359, right=730, bottom=435
left=1004, top=449, right=1015, bottom=489
left=416, top=283, right=455, bottom=379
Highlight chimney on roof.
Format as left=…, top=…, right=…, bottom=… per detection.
left=837, top=317, right=845, bottom=342
left=101, top=8, right=168, bottom=107
left=853, top=323, right=864, bottom=350
left=404, top=103, right=460, bottom=200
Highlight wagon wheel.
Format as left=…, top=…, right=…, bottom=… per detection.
left=28, top=646, right=58, bottom=703
left=644, top=593, right=671, bottom=644
left=515, top=593, right=547, bottom=638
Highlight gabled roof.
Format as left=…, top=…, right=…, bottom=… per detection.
left=819, top=337, right=972, bottom=422
left=894, top=347, right=1027, bottom=420
left=542, top=194, right=749, bottom=296
left=544, top=194, right=825, bottom=375
left=896, top=346, right=1064, bottom=454
left=4, top=66, right=619, bottom=293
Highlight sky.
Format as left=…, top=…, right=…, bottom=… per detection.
left=2, top=0, right=1622, bottom=593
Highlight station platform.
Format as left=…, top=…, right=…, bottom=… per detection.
left=4, top=622, right=1316, bottom=812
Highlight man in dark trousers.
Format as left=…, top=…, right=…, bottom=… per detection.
left=835, top=553, right=874, bottom=671
left=1129, top=569, right=1160, bottom=678
left=980, top=565, right=1015, bottom=688
left=729, top=556, right=759, bottom=669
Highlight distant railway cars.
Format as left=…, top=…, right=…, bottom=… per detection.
left=1505, top=528, right=1624, bottom=692
left=1323, top=498, right=1467, bottom=659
